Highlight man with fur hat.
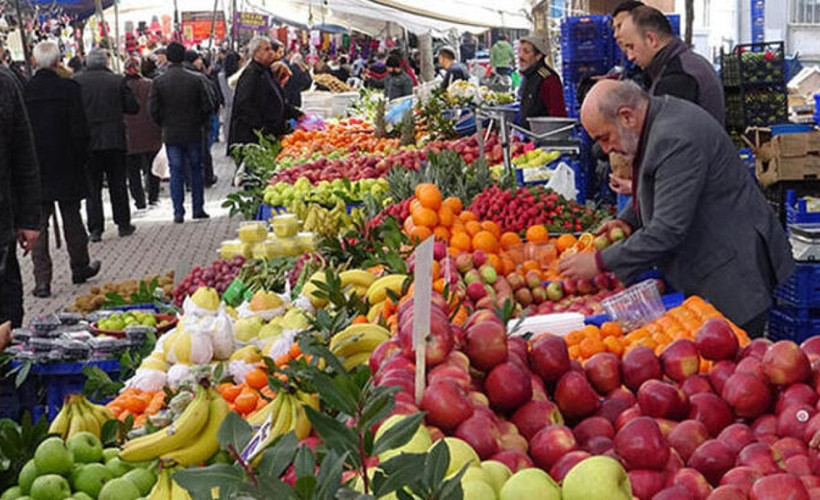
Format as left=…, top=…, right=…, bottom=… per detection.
left=517, top=33, right=567, bottom=127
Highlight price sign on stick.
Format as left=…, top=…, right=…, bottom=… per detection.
left=413, top=237, right=434, bottom=406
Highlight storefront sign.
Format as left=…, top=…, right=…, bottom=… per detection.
left=181, top=11, right=226, bottom=44
left=234, top=12, right=268, bottom=32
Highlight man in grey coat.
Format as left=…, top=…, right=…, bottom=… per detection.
left=559, top=80, right=794, bottom=337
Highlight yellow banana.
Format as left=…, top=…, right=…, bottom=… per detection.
left=148, top=468, right=172, bottom=500
left=330, top=324, right=390, bottom=350
left=78, top=398, right=113, bottom=433
left=247, top=390, right=282, bottom=427
left=350, top=285, right=370, bottom=298
left=292, top=398, right=311, bottom=440
left=161, top=392, right=230, bottom=467
left=49, top=404, right=70, bottom=438
left=296, top=391, right=319, bottom=411
left=79, top=405, right=102, bottom=437
left=120, top=387, right=210, bottom=462
left=66, top=404, right=86, bottom=439
left=332, top=333, right=388, bottom=359
left=301, top=271, right=328, bottom=308
left=170, top=475, right=192, bottom=500
left=365, top=274, right=408, bottom=305
left=366, top=301, right=385, bottom=323
left=340, top=269, right=378, bottom=289
left=342, top=351, right=373, bottom=371
left=269, top=393, right=294, bottom=438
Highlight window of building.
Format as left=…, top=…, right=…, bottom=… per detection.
left=791, top=0, right=820, bottom=24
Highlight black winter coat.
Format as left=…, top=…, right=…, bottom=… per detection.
left=0, top=65, right=41, bottom=246
left=74, top=67, right=139, bottom=151
left=24, top=69, right=90, bottom=202
left=229, top=60, right=301, bottom=148
left=149, top=64, right=214, bottom=144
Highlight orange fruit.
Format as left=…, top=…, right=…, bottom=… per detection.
left=219, top=383, right=243, bottom=403
left=458, top=210, right=478, bottom=223
left=442, top=197, right=463, bottom=214
left=403, top=216, right=416, bottom=234
left=568, top=344, right=581, bottom=360
left=556, top=233, right=578, bottom=252
left=486, top=253, right=502, bottom=273
left=411, top=207, right=438, bottom=228
left=480, top=221, right=501, bottom=239
left=431, top=261, right=441, bottom=280
left=433, top=277, right=446, bottom=294
left=600, top=322, right=623, bottom=338
left=409, top=225, right=433, bottom=242
left=245, top=368, right=268, bottom=390
left=437, top=206, right=455, bottom=227
left=234, top=387, right=259, bottom=415
left=522, top=260, right=540, bottom=273
left=472, top=231, right=500, bottom=254
left=433, top=226, right=450, bottom=242
left=465, top=221, right=482, bottom=237
left=500, top=232, right=523, bottom=250
left=579, top=337, right=605, bottom=358
left=581, top=324, right=602, bottom=340
left=123, top=395, right=147, bottom=414
left=603, top=336, right=624, bottom=356
left=415, top=183, right=442, bottom=210
left=501, top=257, right=516, bottom=275
left=409, top=198, right=422, bottom=214
left=450, top=231, right=472, bottom=252
left=526, top=225, right=549, bottom=243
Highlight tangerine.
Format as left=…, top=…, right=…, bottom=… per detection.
left=442, top=197, right=463, bottom=214
left=600, top=322, right=623, bottom=338
left=450, top=232, right=472, bottom=252
left=500, top=232, right=523, bottom=250
left=556, top=233, right=578, bottom=253
left=411, top=207, right=438, bottom=228
left=403, top=216, right=416, bottom=234
left=245, top=368, right=269, bottom=390
left=415, top=183, right=442, bottom=210
left=458, top=210, right=478, bottom=223
left=579, top=337, right=605, bottom=358
left=465, top=221, right=482, bottom=237
left=526, top=225, right=549, bottom=243
left=409, top=198, right=422, bottom=214
left=486, top=253, right=502, bottom=273
left=409, top=225, right=433, bottom=242
left=433, top=226, right=450, bottom=242
left=437, top=206, right=456, bottom=227
left=603, top=336, right=624, bottom=356
left=480, top=221, right=501, bottom=239
left=234, top=387, right=259, bottom=415
left=472, top=231, right=500, bottom=253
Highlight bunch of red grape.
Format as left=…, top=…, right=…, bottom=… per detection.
left=172, top=255, right=246, bottom=306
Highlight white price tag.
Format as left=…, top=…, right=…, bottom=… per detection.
left=413, top=237, right=434, bottom=406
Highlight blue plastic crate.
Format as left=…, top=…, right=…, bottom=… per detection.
left=561, top=15, right=610, bottom=43
left=562, top=60, right=611, bottom=87
left=814, top=93, right=820, bottom=125
left=0, top=376, right=39, bottom=421
left=785, top=190, right=820, bottom=226
left=667, top=14, right=681, bottom=36
left=255, top=203, right=287, bottom=221
left=768, top=306, right=820, bottom=343
left=562, top=38, right=612, bottom=63
left=775, top=262, right=820, bottom=308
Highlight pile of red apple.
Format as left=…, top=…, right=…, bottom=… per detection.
left=368, top=293, right=820, bottom=499
left=426, top=134, right=528, bottom=165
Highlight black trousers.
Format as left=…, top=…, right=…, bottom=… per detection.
left=202, top=127, right=215, bottom=183
left=126, top=152, right=160, bottom=208
left=86, top=149, right=131, bottom=234
left=0, top=244, right=23, bottom=327
left=31, top=200, right=90, bottom=286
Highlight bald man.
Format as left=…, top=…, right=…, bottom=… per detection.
left=559, top=80, right=793, bottom=337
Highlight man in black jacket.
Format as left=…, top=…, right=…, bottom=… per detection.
left=184, top=50, right=220, bottom=187
left=229, top=36, right=302, bottom=150
left=74, top=48, right=140, bottom=241
left=25, top=41, right=100, bottom=298
left=150, top=42, right=214, bottom=224
left=0, top=64, right=41, bottom=327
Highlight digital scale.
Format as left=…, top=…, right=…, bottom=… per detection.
left=789, top=224, right=820, bottom=262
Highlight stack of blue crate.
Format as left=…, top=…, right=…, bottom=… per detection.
left=561, top=15, right=613, bottom=118
left=752, top=0, right=765, bottom=44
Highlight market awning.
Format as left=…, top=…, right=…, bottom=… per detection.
left=26, top=0, right=114, bottom=19
left=363, top=0, right=532, bottom=30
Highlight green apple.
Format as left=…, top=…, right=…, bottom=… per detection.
left=375, top=415, right=432, bottom=461
left=70, top=493, right=93, bottom=500
left=29, top=474, right=71, bottom=500
left=101, top=449, right=118, bottom=463
left=123, top=468, right=156, bottom=496
left=481, top=460, right=512, bottom=495
left=18, top=460, right=39, bottom=494
left=462, top=480, right=497, bottom=500
left=1, top=486, right=22, bottom=500
left=441, top=437, right=480, bottom=477
left=98, top=478, right=140, bottom=500
left=500, top=468, right=560, bottom=500
left=34, top=438, right=74, bottom=476
left=70, top=463, right=112, bottom=498
left=104, top=458, right=131, bottom=478
left=461, top=466, right=491, bottom=485
left=561, top=456, right=631, bottom=500
left=66, top=432, right=103, bottom=464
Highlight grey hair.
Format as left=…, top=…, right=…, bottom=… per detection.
left=246, top=36, right=271, bottom=58
left=291, top=53, right=303, bottom=65
left=33, top=40, right=61, bottom=70
left=597, top=80, right=649, bottom=120
left=85, top=48, right=109, bottom=70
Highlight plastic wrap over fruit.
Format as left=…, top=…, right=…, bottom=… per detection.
left=126, top=368, right=167, bottom=393
left=177, top=311, right=234, bottom=361
left=183, top=288, right=221, bottom=317
left=263, top=329, right=298, bottom=360
left=166, top=364, right=193, bottom=389
left=228, top=360, right=257, bottom=385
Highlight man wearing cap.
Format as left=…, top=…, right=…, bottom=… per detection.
left=384, top=55, right=413, bottom=100
left=437, top=46, right=469, bottom=91
left=518, top=33, right=567, bottom=128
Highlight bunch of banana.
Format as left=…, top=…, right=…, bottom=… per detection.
left=120, top=385, right=213, bottom=463
left=339, top=269, right=378, bottom=298
left=247, top=390, right=317, bottom=431
left=366, top=274, right=408, bottom=306
left=160, top=390, right=231, bottom=466
left=330, top=324, right=391, bottom=371
left=147, top=467, right=192, bottom=500
left=49, top=394, right=114, bottom=439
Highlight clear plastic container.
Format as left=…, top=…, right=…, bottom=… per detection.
left=220, top=239, right=247, bottom=259
left=297, top=232, right=318, bottom=252
left=238, top=222, right=269, bottom=243
left=251, top=242, right=269, bottom=260
left=272, top=214, right=300, bottom=238
left=278, top=237, right=301, bottom=257
left=601, top=279, right=665, bottom=331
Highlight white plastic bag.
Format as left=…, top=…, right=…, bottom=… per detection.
left=546, top=162, right=578, bottom=201
left=151, top=145, right=169, bottom=180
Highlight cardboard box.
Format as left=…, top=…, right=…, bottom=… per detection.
left=775, top=133, right=810, bottom=157
left=808, top=130, right=820, bottom=154
left=756, top=152, right=820, bottom=186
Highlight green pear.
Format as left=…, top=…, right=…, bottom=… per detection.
left=98, top=478, right=141, bottom=500
left=561, top=456, right=632, bottom=500
left=101, top=449, right=118, bottom=463
left=29, top=474, right=71, bottom=500
left=481, top=460, right=512, bottom=495
left=123, top=468, right=156, bottom=496
left=104, top=458, right=131, bottom=478
left=462, top=480, right=496, bottom=500
left=34, top=438, right=74, bottom=476
left=233, top=317, right=264, bottom=342
left=500, top=468, right=560, bottom=500
left=18, top=460, right=38, bottom=494
left=441, top=438, right=480, bottom=478
left=70, top=463, right=112, bottom=498
left=70, top=493, right=94, bottom=500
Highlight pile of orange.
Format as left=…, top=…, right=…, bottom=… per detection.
left=106, top=388, right=167, bottom=428
left=562, top=322, right=626, bottom=361
left=217, top=367, right=277, bottom=417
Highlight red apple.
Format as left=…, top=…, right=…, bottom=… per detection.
left=615, top=405, right=643, bottom=431
left=749, top=473, right=810, bottom=500
left=464, top=318, right=507, bottom=371
left=763, top=341, right=812, bottom=386
left=681, top=375, right=714, bottom=397
left=668, top=420, right=710, bottom=463
left=628, top=469, right=668, bottom=500
left=752, top=414, right=779, bottom=439
left=803, top=413, right=820, bottom=444
left=507, top=336, right=528, bottom=365
left=374, top=356, right=415, bottom=384
left=484, top=362, right=532, bottom=413
left=498, top=432, right=529, bottom=454
left=609, top=387, right=637, bottom=405
left=707, top=485, right=746, bottom=499
left=427, top=363, right=471, bottom=389
left=398, top=310, right=453, bottom=367
left=741, top=338, right=772, bottom=360
left=800, top=475, right=820, bottom=490
left=597, top=397, right=633, bottom=426
left=369, top=339, right=402, bottom=374
left=778, top=404, right=816, bottom=440
left=549, top=450, right=590, bottom=482
left=554, top=370, right=601, bottom=420
left=786, top=455, right=814, bottom=477
left=529, top=425, right=577, bottom=471
left=420, top=379, right=473, bottom=430
left=721, top=372, right=773, bottom=419
left=615, top=416, right=670, bottom=471
left=653, top=485, right=697, bottom=500
left=688, top=393, right=734, bottom=438
left=669, top=468, right=713, bottom=500
left=584, top=352, right=622, bottom=394
left=800, top=337, right=820, bottom=360
left=489, top=450, right=533, bottom=473
left=778, top=384, right=819, bottom=414
left=772, top=437, right=809, bottom=461
left=708, top=360, right=736, bottom=395
left=637, top=380, right=690, bottom=420
left=661, top=339, right=702, bottom=382
left=529, top=335, right=570, bottom=383
left=583, top=435, right=614, bottom=455
left=455, top=413, right=500, bottom=459
left=694, top=318, right=739, bottom=361
left=737, top=443, right=786, bottom=476
left=379, top=370, right=415, bottom=394
left=511, top=400, right=563, bottom=441
left=735, top=357, right=765, bottom=380
left=687, top=439, right=736, bottom=487
left=719, top=466, right=762, bottom=495
left=717, top=424, right=755, bottom=454
left=622, top=346, right=662, bottom=392
left=572, top=416, right=615, bottom=446
left=530, top=374, right=548, bottom=401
